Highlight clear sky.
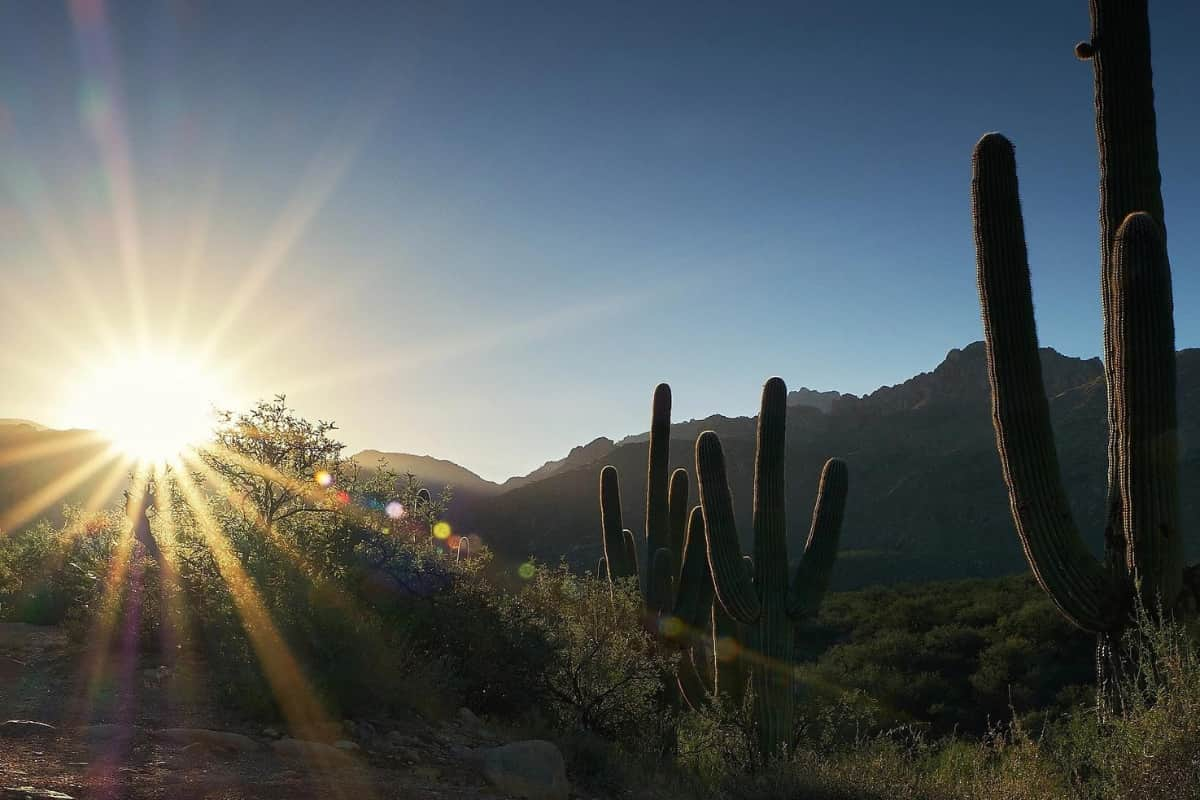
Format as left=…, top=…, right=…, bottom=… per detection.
left=0, top=0, right=1197, bottom=482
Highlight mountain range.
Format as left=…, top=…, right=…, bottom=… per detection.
left=391, top=341, right=1199, bottom=588
left=5, top=342, right=1197, bottom=589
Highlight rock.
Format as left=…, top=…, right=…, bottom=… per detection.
left=0, top=721, right=55, bottom=738
left=456, top=707, right=482, bottom=729
left=262, top=726, right=282, bottom=739
left=334, top=739, right=359, bottom=751
left=140, top=666, right=170, bottom=687
left=478, top=740, right=569, bottom=800
left=272, top=738, right=355, bottom=763
left=152, top=728, right=260, bottom=753
left=2, top=789, right=75, bottom=799
left=166, top=741, right=223, bottom=767
left=395, top=746, right=421, bottom=762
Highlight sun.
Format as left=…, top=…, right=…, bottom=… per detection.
left=62, top=351, right=228, bottom=463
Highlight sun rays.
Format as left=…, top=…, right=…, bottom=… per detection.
left=0, top=0, right=646, bottom=779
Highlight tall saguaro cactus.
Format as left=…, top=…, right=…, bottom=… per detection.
left=971, top=0, right=1196, bottom=677
left=599, top=384, right=728, bottom=710
left=696, top=377, right=848, bottom=759
left=600, top=383, right=690, bottom=614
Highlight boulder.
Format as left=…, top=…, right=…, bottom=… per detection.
left=153, top=728, right=260, bottom=753
left=478, top=740, right=569, bottom=800
left=2, top=789, right=75, bottom=799
left=0, top=721, right=55, bottom=738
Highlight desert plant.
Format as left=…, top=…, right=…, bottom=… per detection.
left=599, top=383, right=690, bottom=611
left=598, top=384, right=719, bottom=709
left=970, top=0, right=1196, bottom=692
left=696, top=376, right=849, bottom=760
left=518, top=564, right=677, bottom=743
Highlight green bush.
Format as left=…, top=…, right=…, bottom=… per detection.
left=514, top=564, right=676, bottom=745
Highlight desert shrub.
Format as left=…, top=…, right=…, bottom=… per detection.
left=0, top=508, right=135, bottom=628
left=514, top=564, right=676, bottom=745
left=808, top=576, right=1094, bottom=732
left=1050, top=608, right=1200, bottom=799
left=403, top=557, right=553, bottom=717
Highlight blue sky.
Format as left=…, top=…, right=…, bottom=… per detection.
left=0, top=0, right=1197, bottom=481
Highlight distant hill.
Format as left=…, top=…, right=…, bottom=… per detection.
left=0, top=425, right=124, bottom=532
left=351, top=450, right=502, bottom=497
left=500, top=437, right=616, bottom=492
left=0, top=419, right=49, bottom=431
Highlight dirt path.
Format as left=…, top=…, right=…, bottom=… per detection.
left=0, top=623, right=533, bottom=799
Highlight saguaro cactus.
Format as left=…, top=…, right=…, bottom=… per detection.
left=971, top=0, right=1196, bottom=680
left=599, top=383, right=690, bottom=613
left=599, top=384, right=724, bottom=710
left=696, top=377, right=848, bottom=759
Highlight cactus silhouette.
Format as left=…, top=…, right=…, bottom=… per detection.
left=599, top=384, right=691, bottom=613
left=598, top=384, right=718, bottom=710
left=971, top=0, right=1195, bottom=689
left=696, top=377, right=848, bottom=759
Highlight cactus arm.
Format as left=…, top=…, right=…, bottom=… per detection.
left=668, top=468, right=690, bottom=578
left=788, top=458, right=849, bottom=619
left=596, top=557, right=607, bottom=580
left=674, top=506, right=714, bottom=630
left=645, top=383, right=672, bottom=568
left=600, top=466, right=634, bottom=580
left=621, top=528, right=640, bottom=582
left=696, top=430, right=760, bottom=624
left=675, top=649, right=712, bottom=712
left=1110, top=212, right=1181, bottom=607
left=1090, top=0, right=1166, bottom=385
left=1084, top=0, right=1167, bottom=580
left=973, top=133, right=1120, bottom=633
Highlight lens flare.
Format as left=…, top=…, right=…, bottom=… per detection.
left=314, top=470, right=333, bottom=487
left=715, top=636, right=742, bottom=662
left=659, top=615, right=685, bottom=639
left=433, top=521, right=451, bottom=540
left=518, top=562, right=536, bottom=580
left=385, top=501, right=403, bottom=519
